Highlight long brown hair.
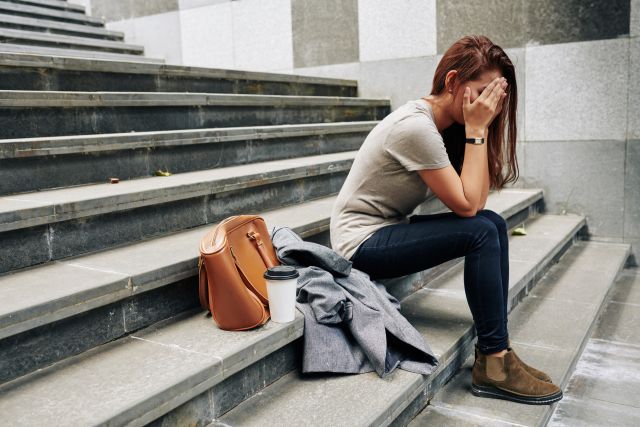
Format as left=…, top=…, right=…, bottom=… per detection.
left=431, top=35, right=519, bottom=190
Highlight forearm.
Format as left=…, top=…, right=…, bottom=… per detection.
left=476, top=128, right=490, bottom=210
left=460, top=126, right=488, bottom=213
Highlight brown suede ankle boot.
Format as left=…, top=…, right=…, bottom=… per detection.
left=472, top=348, right=563, bottom=405
left=475, top=341, right=553, bottom=383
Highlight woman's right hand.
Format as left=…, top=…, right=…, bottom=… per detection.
left=462, top=77, right=507, bottom=132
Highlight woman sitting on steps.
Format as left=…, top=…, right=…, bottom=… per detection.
left=329, top=34, right=563, bottom=405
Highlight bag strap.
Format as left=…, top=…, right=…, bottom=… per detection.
left=247, top=230, right=277, bottom=268
left=199, top=228, right=275, bottom=312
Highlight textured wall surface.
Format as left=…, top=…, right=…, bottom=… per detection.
left=83, top=0, right=639, bottom=263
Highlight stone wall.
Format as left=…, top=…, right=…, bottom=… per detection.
left=71, top=0, right=640, bottom=265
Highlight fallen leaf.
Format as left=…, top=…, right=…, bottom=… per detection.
left=511, top=225, right=527, bottom=236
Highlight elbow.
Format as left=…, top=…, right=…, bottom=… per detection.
left=456, top=206, right=478, bottom=218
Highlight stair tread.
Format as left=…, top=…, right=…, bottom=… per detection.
left=0, top=195, right=585, bottom=426
left=0, top=189, right=542, bottom=339
left=0, top=51, right=358, bottom=86
left=0, top=309, right=304, bottom=427
left=0, top=0, right=101, bottom=24
left=0, top=121, right=379, bottom=158
left=217, top=239, right=629, bottom=427
left=410, top=241, right=631, bottom=427
left=0, top=195, right=336, bottom=339
left=0, top=151, right=356, bottom=232
left=0, top=27, right=143, bottom=51
left=0, top=89, right=389, bottom=107
left=0, top=12, right=124, bottom=38
left=0, top=42, right=162, bottom=62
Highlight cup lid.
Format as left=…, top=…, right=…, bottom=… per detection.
left=264, top=265, right=299, bottom=280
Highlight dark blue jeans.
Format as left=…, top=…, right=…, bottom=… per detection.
left=350, top=209, right=509, bottom=355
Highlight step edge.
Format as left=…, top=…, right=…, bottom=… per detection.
left=0, top=51, right=359, bottom=85
left=0, top=43, right=163, bottom=63
left=0, top=0, right=103, bottom=24
left=0, top=27, right=144, bottom=50
left=0, top=13, right=124, bottom=37
left=0, top=121, right=379, bottom=158
left=0, top=196, right=337, bottom=339
left=0, top=195, right=552, bottom=426
left=534, top=241, right=633, bottom=427
left=0, top=152, right=356, bottom=232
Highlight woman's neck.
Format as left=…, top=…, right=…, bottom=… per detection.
left=421, top=95, right=456, bottom=134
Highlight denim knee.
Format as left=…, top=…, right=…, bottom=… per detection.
left=477, top=209, right=508, bottom=236
left=470, top=215, right=501, bottom=248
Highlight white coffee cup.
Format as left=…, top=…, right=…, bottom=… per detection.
left=263, top=265, right=299, bottom=323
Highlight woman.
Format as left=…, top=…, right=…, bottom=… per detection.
left=329, top=35, right=563, bottom=405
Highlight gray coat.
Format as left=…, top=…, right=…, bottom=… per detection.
left=270, top=226, right=439, bottom=378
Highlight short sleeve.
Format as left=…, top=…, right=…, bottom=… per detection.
left=383, top=117, right=451, bottom=171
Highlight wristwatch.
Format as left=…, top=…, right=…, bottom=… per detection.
left=465, top=137, right=485, bottom=145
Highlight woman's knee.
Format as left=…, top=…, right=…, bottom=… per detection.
left=470, top=214, right=501, bottom=247
left=477, top=209, right=507, bottom=235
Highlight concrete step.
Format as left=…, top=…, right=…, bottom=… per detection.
left=0, top=91, right=389, bottom=138
left=0, top=52, right=358, bottom=95
left=547, top=267, right=640, bottom=426
left=0, top=27, right=143, bottom=54
left=410, top=241, right=632, bottom=427
left=0, top=151, right=355, bottom=273
left=4, top=0, right=86, bottom=14
left=0, top=13, right=124, bottom=40
left=0, top=42, right=163, bottom=63
left=0, top=195, right=335, bottom=384
left=193, top=209, right=594, bottom=426
left=0, top=0, right=102, bottom=26
left=0, top=188, right=546, bottom=425
left=216, top=226, right=630, bottom=427
left=0, top=122, right=377, bottom=195
left=0, top=52, right=357, bottom=94
left=0, top=190, right=542, bottom=385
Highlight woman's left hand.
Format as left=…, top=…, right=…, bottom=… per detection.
left=489, top=80, right=509, bottom=123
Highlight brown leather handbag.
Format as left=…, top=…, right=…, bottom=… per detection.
left=198, top=215, right=280, bottom=330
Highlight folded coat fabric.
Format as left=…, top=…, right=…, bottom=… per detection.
left=270, top=225, right=439, bottom=378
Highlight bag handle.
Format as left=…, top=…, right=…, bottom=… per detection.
left=247, top=230, right=277, bottom=268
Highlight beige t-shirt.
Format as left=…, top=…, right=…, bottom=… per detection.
left=330, top=98, right=452, bottom=261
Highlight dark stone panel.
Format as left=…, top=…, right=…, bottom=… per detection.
left=91, top=0, right=179, bottom=22
left=37, top=172, right=344, bottom=262
left=0, top=21, right=122, bottom=41
left=123, top=277, right=200, bottom=332
left=148, top=339, right=302, bottom=426
left=291, top=0, right=359, bottom=68
left=0, top=67, right=357, bottom=96
left=148, top=133, right=361, bottom=176
left=305, top=229, right=331, bottom=247
left=0, top=149, right=150, bottom=195
left=525, top=0, right=630, bottom=45
left=211, top=339, right=302, bottom=417
left=0, top=302, right=126, bottom=384
left=437, top=0, right=630, bottom=53
left=204, top=172, right=347, bottom=223
left=0, top=225, right=50, bottom=273
left=0, top=7, right=103, bottom=27
left=436, top=0, right=526, bottom=53
left=234, top=80, right=357, bottom=97
left=0, top=105, right=389, bottom=138
left=0, top=132, right=366, bottom=196
left=49, top=196, right=206, bottom=260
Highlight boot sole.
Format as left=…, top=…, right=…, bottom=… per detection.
left=471, top=383, right=563, bottom=405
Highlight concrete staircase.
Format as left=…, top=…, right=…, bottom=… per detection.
left=0, top=2, right=634, bottom=426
